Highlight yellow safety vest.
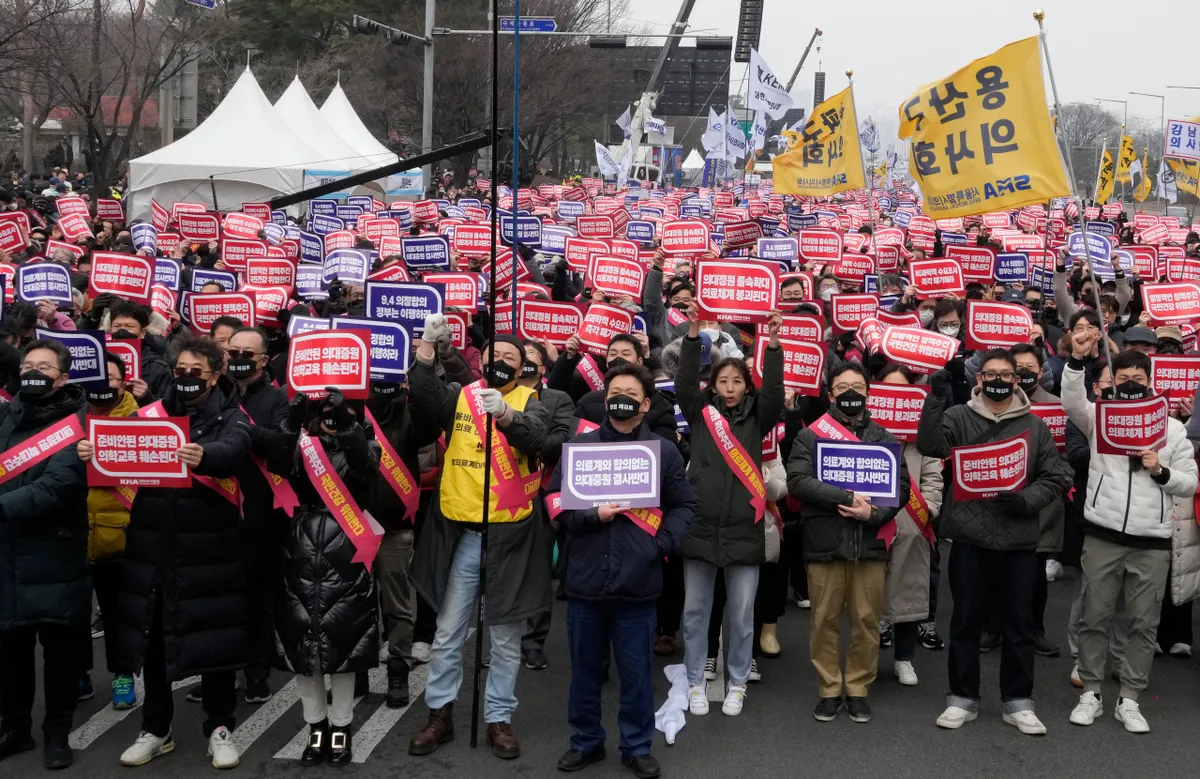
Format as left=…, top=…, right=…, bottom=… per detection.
left=439, top=384, right=539, bottom=523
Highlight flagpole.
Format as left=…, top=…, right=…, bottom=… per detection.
left=846, top=70, right=879, bottom=260
left=1035, top=9, right=1112, bottom=367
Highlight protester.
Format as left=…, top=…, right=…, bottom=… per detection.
left=0, top=339, right=88, bottom=769
left=550, top=362, right=695, bottom=779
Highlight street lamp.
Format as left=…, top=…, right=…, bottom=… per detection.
left=1096, top=97, right=1128, bottom=125
left=1130, top=92, right=1166, bottom=210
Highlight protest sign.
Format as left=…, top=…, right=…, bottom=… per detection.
left=16, top=262, right=72, bottom=305
left=1150, top=355, right=1200, bottom=405
left=952, top=430, right=1030, bottom=500
left=994, top=252, right=1029, bottom=284
left=829, top=293, right=880, bottom=334
left=589, top=255, right=646, bottom=299
left=1129, top=245, right=1158, bottom=279
left=365, top=282, right=444, bottom=337
left=560, top=440, right=661, bottom=510
left=964, top=300, right=1032, bottom=349
left=1094, top=396, right=1169, bottom=456
left=833, top=254, right=874, bottom=285
left=564, top=236, right=610, bottom=273
left=191, top=268, right=237, bottom=292
left=0, top=213, right=29, bottom=253
left=754, top=337, right=825, bottom=396
left=814, top=440, right=902, bottom=507
left=451, top=224, right=492, bottom=257
left=945, top=246, right=996, bottom=283
left=694, top=259, right=778, bottom=323
left=153, top=258, right=181, bottom=291
left=89, top=252, right=152, bottom=303
left=1142, top=282, right=1200, bottom=326
left=35, top=329, right=106, bottom=383
left=57, top=213, right=93, bottom=241
left=576, top=302, right=633, bottom=354
left=399, top=235, right=451, bottom=271
left=222, top=212, right=264, bottom=240
left=287, top=329, right=371, bottom=400
left=756, top=312, right=824, bottom=343
left=245, top=257, right=296, bottom=288
left=576, top=215, right=615, bottom=239
left=219, top=238, right=267, bottom=271
left=875, top=244, right=901, bottom=272
left=55, top=196, right=88, bottom=217
left=909, top=258, right=965, bottom=297
left=855, top=318, right=886, bottom=354
left=721, top=220, right=763, bottom=249
left=796, top=229, right=843, bottom=264
left=757, top=237, right=797, bottom=263
left=149, top=285, right=176, bottom=321
left=419, top=272, right=479, bottom=310
left=660, top=220, right=711, bottom=255
left=879, top=326, right=959, bottom=373
left=322, top=248, right=369, bottom=286
left=295, top=265, right=328, bottom=300
left=187, top=292, right=255, bottom=331
left=329, top=317, right=411, bottom=381
left=517, top=300, right=585, bottom=347
left=87, top=417, right=191, bottom=488
left=177, top=212, right=220, bottom=242
left=866, top=384, right=929, bottom=442
left=105, top=338, right=141, bottom=382
left=626, top=220, right=656, bottom=243
left=239, top=284, right=288, bottom=324
left=1029, top=403, right=1067, bottom=451
left=500, top=214, right=543, bottom=247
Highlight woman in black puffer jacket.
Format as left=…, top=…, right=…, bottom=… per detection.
left=267, top=388, right=380, bottom=767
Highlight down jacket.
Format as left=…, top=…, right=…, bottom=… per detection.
left=916, top=385, right=1072, bottom=551
left=86, top=390, right=140, bottom=563
left=268, top=422, right=382, bottom=676
left=1061, top=364, right=1198, bottom=547
left=0, top=384, right=89, bottom=629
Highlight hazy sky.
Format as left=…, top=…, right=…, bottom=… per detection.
left=627, top=0, right=1200, bottom=142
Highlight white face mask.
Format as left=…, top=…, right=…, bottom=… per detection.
left=938, top=322, right=960, bottom=337
left=820, top=287, right=837, bottom=301
left=919, top=308, right=935, bottom=326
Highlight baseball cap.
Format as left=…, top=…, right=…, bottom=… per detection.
left=999, top=289, right=1024, bottom=304
left=698, top=331, right=714, bottom=366
left=1122, top=326, right=1156, bottom=345
left=1155, top=325, right=1183, bottom=343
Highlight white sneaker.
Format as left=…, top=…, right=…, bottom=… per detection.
left=935, top=706, right=977, bottom=729
left=721, top=684, right=746, bottom=716
left=687, top=682, right=709, bottom=715
left=796, top=597, right=811, bottom=609
left=703, top=657, right=717, bottom=681
left=1169, top=642, right=1192, bottom=658
left=1070, top=664, right=1083, bottom=688
left=207, top=726, right=240, bottom=769
left=1115, top=698, right=1150, bottom=733
left=894, top=660, right=918, bottom=686
left=411, top=642, right=432, bottom=664
left=1003, top=710, right=1047, bottom=735
left=1069, top=691, right=1103, bottom=725
left=1045, top=559, right=1064, bottom=581
left=747, top=659, right=761, bottom=683
left=120, top=731, right=175, bottom=766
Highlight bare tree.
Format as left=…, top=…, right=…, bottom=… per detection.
left=1055, top=102, right=1121, bottom=194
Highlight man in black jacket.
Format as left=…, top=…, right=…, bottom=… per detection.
left=917, top=348, right=1071, bottom=737
left=108, top=300, right=173, bottom=401
left=550, top=362, right=694, bottom=779
left=788, top=362, right=909, bottom=725
left=223, top=326, right=289, bottom=704
left=0, top=339, right=88, bottom=769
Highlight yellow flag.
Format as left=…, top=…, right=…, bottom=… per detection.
left=875, top=161, right=887, bottom=178
left=1133, top=152, right=1151, bottom=202
left=772, top=86, right=866, bottom=196
left=1116, top=134, right=1136, bottom=183
left=896, top=36, right=1069, bottom=219
left=1095, top=148, right=1115, bottom=205
left=1167, top=158, right=1200, bottom=197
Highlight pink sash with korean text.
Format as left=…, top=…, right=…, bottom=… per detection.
left=701, top=405, right=766, bottom=523
left=299, top=431, right=383, bottom=570
left=0, top=414, right=83, bottom=485
left=461, top=380, right=541, bottom=513
left=364, top=407, right=420, bottom=521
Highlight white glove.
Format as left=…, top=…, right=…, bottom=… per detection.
left=422, top=314, right=452, bottom=345
left=478, top=388, right=508, bottom=416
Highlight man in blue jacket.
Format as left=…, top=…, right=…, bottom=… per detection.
left=549, top=362, right=695, bottom=779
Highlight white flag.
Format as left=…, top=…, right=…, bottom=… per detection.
left=1157, top=158, right=1177, bottom=204
left=703, top=108, right=725, bottom=156
left=615, top=106, right=632, bottom=139
left=751, top=110, right=768, bottom=153
left=616, top=138, right=634, bottom=189
left=1128, top=158, right=1143, bottom=186
left=725, top=103, right=748, bottom=161
left=646, top=114, right=666, bottom=136
left=595, top=140, right=621, bottom=176
left=859, top=116, right=880, bottom=155
left=747, top=48, right=794, bottom=119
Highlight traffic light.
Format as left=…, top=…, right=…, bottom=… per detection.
left=734, top=0, right=763, bottom=63
left=351, top=14, right=416, bottom=46
left=352, top=15, right=376, bottom=35
left=813, top=71, right=826, bottom=106
left=588, top=36, right=627, bottom=48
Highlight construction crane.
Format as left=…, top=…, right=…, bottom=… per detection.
left=785, top=28, right=823, bottom=93
left=625, top=0, right=698, bottom=148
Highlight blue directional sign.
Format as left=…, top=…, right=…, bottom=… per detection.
left=500, top=16, right=557, bottom=32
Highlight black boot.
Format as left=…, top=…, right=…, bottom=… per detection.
left=354, top=671, right=369, bottom=697
left=300, top=720, right=330, bottom=766
left=387, top=661, right=410, bottom=709
left=42, top=733, right=72, bottom=770
left=329, top=724, right=352, bottom=765
left=0, top=729, right=35, bottom=760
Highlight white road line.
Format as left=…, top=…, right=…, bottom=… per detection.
left=69, top=675, right=201, bottom=750
left=351, top=663, right=430, bottom=763
left=273, top=667, right=387, bottom=759
left=231, top=678, right=298, bottom=753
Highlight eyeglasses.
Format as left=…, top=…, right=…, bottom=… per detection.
left=20, top=362, right=59, bottom=374
left=173, top=367, right=212, bottom=378
left=832, top=382, right=867, bottom=394
left=981, top=371, right=1015, bottom=382
left=225, top=350, right=260, bottom=361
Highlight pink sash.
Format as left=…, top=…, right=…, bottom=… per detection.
left=0, top=414, right=83, bottom=485
left=239, top=405, right=300, bottom=517
left=364, top=407, right=420, bottom=521
left=700, top=405, right=766, bottom=523
left=575, top=354, right=604, bottom=391
left=299, top=431, right=383, bottom=570
left=461, top=380, right=540, bottom=513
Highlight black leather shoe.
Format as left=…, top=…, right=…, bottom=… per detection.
left=43, top=735, right=72, bottom=770
left=300, top=720, right=329, bottom=767
left=622, top=754, right=661, bottom=779
left=387, top=669, right=410, bottom=709
left=0, top=729, right=35, bottom=760
left=558, top=746, right=605, bottom=772
left=329, top=724, right=352, bottom=765
left=353, top=672, right=369, bottom=697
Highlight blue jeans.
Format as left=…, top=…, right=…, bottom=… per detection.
left=423, top=530, right=524, bottom=723
left=567, top=599, right=656, bottom=758
left=682, top=560, right=759, bottom=686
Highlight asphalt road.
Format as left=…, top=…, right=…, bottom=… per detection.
left=10, top=551, right=1200, bottom=779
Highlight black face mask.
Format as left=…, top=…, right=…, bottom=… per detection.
left=1033, top=336, right=1045, bottom=352
left=982, top=378, right=1014, bottom=402
left=671, top=302, right=690, bottom=311
left=1017, top=369, right=1039, bottom=395
left=606, top=357, right=630, bottom=371
left=485, top=360, right=516, bottom=388
left=520, top=361, right=539, bottom=378
left=835, top=389, right=866, bottom=417
left=174, top=375, right=206, bottom=405
left=372, top=382, right=403, bottom=399
left=111, top=329, right=137, bottom=341
left=19, top=370, right=53, bottom=397
left=606, top=394, right=640, bottom=421
left=87, top=385, right=118, bottom=407
left=226, top=358, right=256, bottom=380
left=1113, top=380, right=1148, bottom=401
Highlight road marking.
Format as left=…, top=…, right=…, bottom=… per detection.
left=69, top=675, right=200, bottom=750
left=231, top=678, right=298, bottom=753
left=273, top=668, right=387, bottom=759
left=351, top=663, right=430, bottom=763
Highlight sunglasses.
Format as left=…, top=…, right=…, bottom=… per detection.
left=173, top=367, right=211, bottom=378
left=225, top=350, right=260, bottom=361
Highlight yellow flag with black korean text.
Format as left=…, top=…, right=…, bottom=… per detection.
left=772, top=86, right=866, bottom=196
left=896, top=36, right=1069, bottom=219
left=875, top=161, right=887, bottom=179
left=1133, top=152, right=1151, bottom=202
left=1095, top=147, right=1115, bottom=205
left=1168, top=157, right=1200, bottom=197
left=1116, top=134, right=1136, bottom=183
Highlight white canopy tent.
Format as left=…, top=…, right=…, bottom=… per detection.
left=127, top=68, right=325, bottom=219
left=320, top=82, right=398, bottom=167
left=680, top=148, right=706, bottom=186
left=274, top=76, right=378, bottom=174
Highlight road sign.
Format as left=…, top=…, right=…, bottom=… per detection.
left=499, top=16, right=557, bottom=33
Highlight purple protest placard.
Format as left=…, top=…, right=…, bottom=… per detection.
left=560, top=439, right=661, bottom=509
left=814, top=439, right=902, bottom=507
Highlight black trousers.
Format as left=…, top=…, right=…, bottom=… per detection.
left=141, top=593, right=237, bottom=738
left=894, top=621, right=919, bottom=662
left=0, top=623, right=81, bottom=737
left=1157, top=561, right=1194, bottom=650
left=656, top=555, right=684, bottom=637
left=947, top=543, right=1037, bottom=704
left=1032, top=552, right=1050, bottom=637
left=927, top=541, right=942, bottom=621
left=412, top=490, right=438, bottom=645
left=241, top=517, right=284, bottom=683
left=87, top=561, right=127, bottom=675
